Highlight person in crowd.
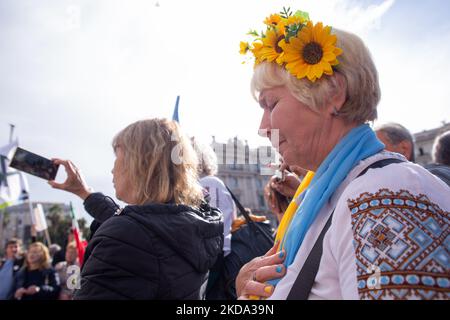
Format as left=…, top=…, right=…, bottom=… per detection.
left=375, top=122, right=415, bottom=161
left=263, top=164, right=307, bottom=227
left=55, top=241, right=80, bottom=300
left=236, top=9, right=450, bottom=300
left=425, top=130, right=450, bottom=186
left=12, top=242, right=60, bottom=300
left=48, top=118, right=223, bottom=300
left=52, top=231, right=75, bottom=267
left=0, top=238, right=25, bottom=300
left=264, top=177, right=290, bottom=228
left=48, top=244, right=62, bottom=266
left=193, top=139, right=237, bottom=258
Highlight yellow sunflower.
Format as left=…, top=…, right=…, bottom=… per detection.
left=251, top=41, right=264, bottom=65
left=279, top=21, right=343, bottom=82
left=254, top=29, right=285, bottom=64
left=264, top=14, right=282, bottom=26
left=239, top=41, right=250, bottom=55
left=283, top=15, right=305, bottom=26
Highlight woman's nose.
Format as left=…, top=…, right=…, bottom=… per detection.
left=258, top=110, right=272, bottom=138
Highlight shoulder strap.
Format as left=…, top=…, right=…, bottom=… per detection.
left=356, top=158, right=404, bottom=178
left=226, top=186, right=274, bottom=245
left=287, top=157, right=404, bottom=300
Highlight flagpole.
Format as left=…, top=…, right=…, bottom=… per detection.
left=9, top=124, right=15, bottom=143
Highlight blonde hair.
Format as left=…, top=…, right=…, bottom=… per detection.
left=66, top=241, right=77, bottom=251
left=251, top=29, right=380, bottom=124
left=25, top=242, right=51, bottom=270
left=112, top=118, right=204, bottom=207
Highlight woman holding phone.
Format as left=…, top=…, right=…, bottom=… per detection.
left=49, top=118, right=223, bottom=300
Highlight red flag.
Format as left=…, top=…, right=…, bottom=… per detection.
left=70, top=202, right=87, bottom=265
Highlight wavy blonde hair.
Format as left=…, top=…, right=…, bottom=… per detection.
left=112, top=118, right=203, bottom=207
left=25, top=242, right=51, bottom=270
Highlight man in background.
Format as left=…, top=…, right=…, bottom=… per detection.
left=375, top=122, right=415, bottom=161
left=425, top=131, right=450, bottom=186
left=0, top=238, right=24, bottom=299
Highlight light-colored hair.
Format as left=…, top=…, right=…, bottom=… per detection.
left=432, top=130, right=450, bottom=166
left=66, top=241, right=77, bottom=251
left=251, top=29, right=380, bottom=124
left=112, top=118, right=204, bottom=207
left=25, top=242, right=51, bottom=270
left=192, top=139, right=218, bottom=176
left=375, top=122, right=415, bottom=161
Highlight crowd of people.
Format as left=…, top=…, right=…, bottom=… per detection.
left=0, top=237, right=80, bottom=300
left=1, top=8, right=449, bottom=300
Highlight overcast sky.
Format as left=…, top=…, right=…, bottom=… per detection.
left=1, top=0, right=449, bottom=222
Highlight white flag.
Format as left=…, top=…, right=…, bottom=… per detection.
left=0, top=140, right=18, bottom=159
left=0, top=140, right=29, bottom=209
left=32, top=203, right=48, bottom=232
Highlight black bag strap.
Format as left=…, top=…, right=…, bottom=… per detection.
left=287, top=157, right=404, bottom=300
left=226, top=186, right=274, bottom=245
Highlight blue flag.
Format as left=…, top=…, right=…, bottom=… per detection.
left=172, top=95, right=180, bottom=123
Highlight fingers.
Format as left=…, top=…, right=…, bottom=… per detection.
left=47, top=180, right=65, bottom=190
left=254, top=264, right=286, bottom=283
left=289, top=165, right=308, bottom=177
left=264, top=241, right=280, bottom=257
left=280, top=162, right=289, bottom=172
left=240, top=280, right=275, bottom=299
left=259, top=248, right=285, bottom=269
left=52, top=159, right=78, bottom=177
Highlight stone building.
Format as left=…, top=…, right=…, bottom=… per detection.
left=0, top=202, right=70, bottom=250
left=414, top=122, right=450, bottom=166
left=211, top=137, right=279, bottom=220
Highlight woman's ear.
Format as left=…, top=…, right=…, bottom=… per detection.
left=327, top=73, right=347, bottom=115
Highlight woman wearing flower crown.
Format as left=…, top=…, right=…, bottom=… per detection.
left=236, top=8, right=450, bottom=300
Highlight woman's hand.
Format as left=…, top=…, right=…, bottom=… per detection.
left=236, top=243, right=286, bottom=300
left=14, top=288, right=27, bottom=299
left=269, top=173, right=300, bottom=199
left=270, top=165, right=306, bottom=198
left=25, top=285, right=40, bottom=295
left=48, top=159, right=93, bottom=200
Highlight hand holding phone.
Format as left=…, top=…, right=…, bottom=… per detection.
left=9, top=147, right=59, bottom=181
left=47, top=158, right=93, bottom=200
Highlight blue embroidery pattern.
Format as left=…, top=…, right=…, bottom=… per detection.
left=348, top=189, right=449, bottom=300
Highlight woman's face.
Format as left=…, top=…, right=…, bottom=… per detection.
left=112, top=147, right=135, bottom=204
left=259, top=85, right=334, bottom=170
left=27, top=246, right=43, bottom=266
left=65, top=247, right=78, bottom=264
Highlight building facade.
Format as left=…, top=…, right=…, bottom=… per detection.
left=0, top=202, right=70, bottom=250
left=414, top=122, right=450, bottom=166
left=212, top=137, right=279, bottom=220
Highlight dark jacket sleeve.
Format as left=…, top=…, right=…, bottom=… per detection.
left=34, top=269, right=60, bottom=300
left=84, top=193, right=121, bottom=240
left=75, top=215, right=160, bottom=300
left=9, top=268, right=24, bottom=300
left=84, top=192, right=120, bottom=223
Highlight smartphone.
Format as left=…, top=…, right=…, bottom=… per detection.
left=274, top=169, right=284, bottom=182
left=9, top=147, right=59, bottom=181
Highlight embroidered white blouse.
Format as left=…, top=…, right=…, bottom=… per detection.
left=269, top=151, right=450, bottom=300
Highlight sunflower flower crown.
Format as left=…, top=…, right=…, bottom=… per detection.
left=240, top=7, right=343, bottom=82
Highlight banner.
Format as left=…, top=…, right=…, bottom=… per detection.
left=0, top=140, right=29, bottom=209
left=32, top=203, right=48, bottom=232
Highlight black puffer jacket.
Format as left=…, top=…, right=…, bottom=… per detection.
left=75, top=193, right=223, bottom=300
